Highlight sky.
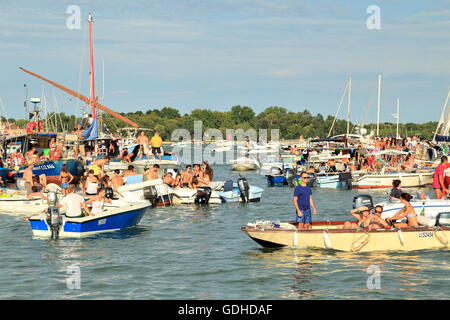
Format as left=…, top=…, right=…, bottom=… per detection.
left=0, top=0, right=449, bottom=126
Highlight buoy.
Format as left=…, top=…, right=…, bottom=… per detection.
left=293, top=231, right=298, bottom=246
left=323, top=230, right=332, bottom=248
left=434, top=230, right=449, bottom=245
left=351, top=233, right=370, bottom=251
left=397, top=229, right=405, bottom=245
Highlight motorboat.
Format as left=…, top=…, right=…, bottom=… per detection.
left=28, top=196, right=151, bottom=239
left=229, top=157, right=260, bottom=171
left=351, top=170, right=434, bottom=189
left=0, top=189, right=49, bottom=215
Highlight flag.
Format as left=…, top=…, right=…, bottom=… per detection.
left=420, top=207, right=425, bottom=216
left=82, top=117, right=98, bottom=140
left=444, top=144, right=449, bottom=155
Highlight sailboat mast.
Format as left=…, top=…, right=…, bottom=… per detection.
left=347, top=76, right=352, bottom=135
left=377, top=74, right=381, bottom=136
left=88, top=13, right=96, bottom=119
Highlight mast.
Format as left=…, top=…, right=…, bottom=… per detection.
left=377, top=74, right=381, bottom=136
left=396, top=98, right=399, bottom=139
left=20, top=67, right=139, bottom=128
left=347, top=76, right=352, bottom=135
left=88, top=12, right=96, bottom=119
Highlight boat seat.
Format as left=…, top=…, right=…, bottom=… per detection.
left=223, top=180, right=234, bottom=192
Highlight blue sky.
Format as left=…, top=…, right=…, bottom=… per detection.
left=0, top=0, right=449, bottom=126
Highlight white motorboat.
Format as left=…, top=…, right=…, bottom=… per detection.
left=352, top=170, right=434, bottom=189
left=229, top=157, right=260, bottom=171
left=0, top=189, right=49, bottom=215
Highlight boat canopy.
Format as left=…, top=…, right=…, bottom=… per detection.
left=372, top=150, right=409, bottom=156
left=311, top=137, right=346, bottom=143
left=435, top=134, right=450, bottom=142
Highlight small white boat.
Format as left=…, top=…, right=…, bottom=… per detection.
left=352, top=170, right=434, bottom=189
left=230, top=157, right=260, bottom=171
left=0, top=189, right=49, bottom=215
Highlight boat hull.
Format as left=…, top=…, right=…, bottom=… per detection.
left=242, top=222, right=450, bottom=252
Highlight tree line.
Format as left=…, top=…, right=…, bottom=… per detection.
left=3, top=106, right=438, bottom=141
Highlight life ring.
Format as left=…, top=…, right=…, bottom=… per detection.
left=351, top=233, right=370, bottom=251
left=434, top=230, right=448, bottom=245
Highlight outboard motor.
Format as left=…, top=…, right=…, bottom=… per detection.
left=46, top=192, right=62, bottom=240
left=195, top=187, right=212, bottom=205
left=269, top=166, right=283, bottom=176
left=435, top=212, right=450, bottom=226
left=284, top=168, right=296, bottom=187
left=339, top=172, right=353, bottom=189
left=353, top=195, right=374, bottom=210
left=143, top=186, right=159, bottom=206
left=238, top=176, right=250, bottom=203
left=104, top=187, right=114, bottom=199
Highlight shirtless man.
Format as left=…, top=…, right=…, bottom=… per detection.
left=110, top=169, right=124, bottom=192
left=27, top=186, right=47, bottom=200
left=136, top=131, right=150, bottom=160
left=24, top=163, right=34, bottom=195
left=181, top=165, right=192, bottom=188
left=89, top=156, right=110, bottom=177
left=143, top=164, right=160, bottom=181
left=122, top=165, right=138, bottom=177
left=163, top=172, right=175, bottom=187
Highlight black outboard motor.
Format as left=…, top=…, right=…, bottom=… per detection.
left=339, top=172, right=353, bottom=189
left=435, top=212, right=450, bottom=226
left=143, top=186, right=159, bottom=206
left=46, top=192, right=62, bottom=240
left=238, top=176, right=250, bottom=203
left=195, top=187, right=212, bottom=205
left=353, top=195, right=373, bottom=210
left=284, top=168, right=296, bottom=187
left=104, top=187, right=114, bottom=199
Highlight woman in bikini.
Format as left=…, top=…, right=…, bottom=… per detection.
left=60, top=164, right=74, bottom=195
left=342, top=206, right=389, bottom=229
left=386, top=193, right=419, bottom=228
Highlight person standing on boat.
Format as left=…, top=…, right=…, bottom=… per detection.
left=293, top=172, right=317, bottom=229
left=150, top=132, right=163, bottom=161
left=60, top=164, right=74, bottom=195
left=136, top=131, right=150, bottom=160
left=84, top=169, right=99, bottom=196
left=24, top=162, right=34, bottom=195
left=432, top=156, right=448, bottom=199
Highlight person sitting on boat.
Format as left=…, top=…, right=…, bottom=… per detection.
left=60, top=164, right=74, bottom=195
left=25, top=146, right=36, bottom=163
left=55, top=184, right=93, bottom=218
left=181, top=165, right=193, bottom=188
left=327, top=159, right=336, bottom=172
left=100, top=175, right=111, bottom=189
left=390, top=179, right=402, bottom=199
left=293, top=172, right=317, bottom=230
left=163, top=172, right=175, bottom=187
left=123, top=165, right=138, bottom=177
left=192, top=164, right=201, bottom=178
left=150, top=132, right=163, bottom=161
left=111, top=169, right=124, bottom=192
left=85, top=188, right=112, bottom=215
left=342, top=206, right=389, bottom=230
left=191, top=176, right=200, bottom=189
left=84, top=169, right=99, bottom=196
left=27, top=186, right=47, bottom=200
left=386, top=193, right=419, bottom=228
left=198, top=161, right=213, bottom=187
left=118, top=147, right=132, bottom=164
left=143, top=164, right=160, bottom=181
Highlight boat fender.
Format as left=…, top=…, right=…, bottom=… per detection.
left=351, top=233, right=370, bottom=251
left=434, top=229, right=449, bottom=245
left=397, top=229, right=405, bottom=245
left=323, top=230, right=332, bottom=248
left=293, top=231, right=298, bottom=246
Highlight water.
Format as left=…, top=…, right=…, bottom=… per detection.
left=0, top=164, right=449, bottom=299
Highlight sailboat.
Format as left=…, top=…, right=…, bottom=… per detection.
left=11, top=13, right=139, bottom=185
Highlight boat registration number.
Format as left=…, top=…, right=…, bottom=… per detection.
left=418, top=231, right=433, bottom=238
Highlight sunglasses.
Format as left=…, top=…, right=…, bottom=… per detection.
left=375, top=210, right=383, bottom=213
left=301, top=176, right=310, bottom=179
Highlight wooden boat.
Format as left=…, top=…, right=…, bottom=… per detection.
left=242, top=219, right=450, bottom=252
left=28, top=199, right=150, bottom=238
